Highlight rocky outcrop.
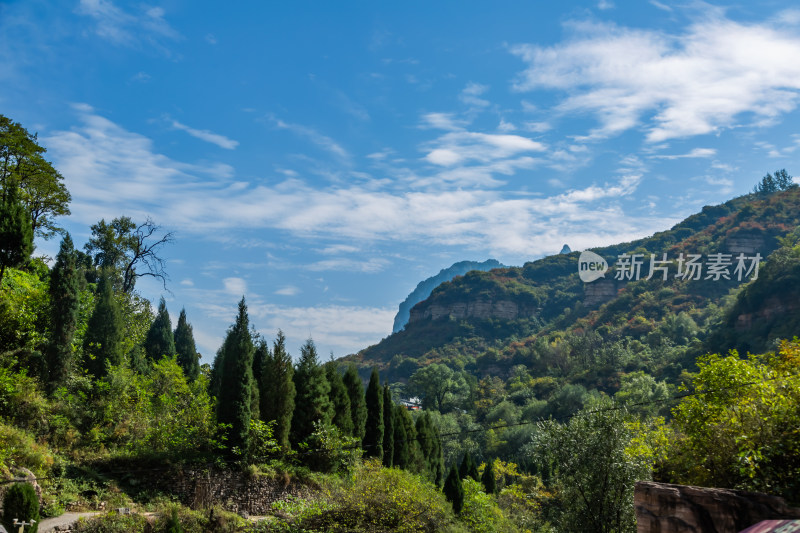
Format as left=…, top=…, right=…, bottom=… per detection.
left=725, top=232, right=765, bottom=255
left=584, top=279, right=618, bottom=307
left=735, top=295, right=800, bottom=330
left=635, top=481, right=800, bottom=533
left=408, top=299, right=535, bottom=323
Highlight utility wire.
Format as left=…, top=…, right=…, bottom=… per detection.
left=2, top=366, right=797, bottom=485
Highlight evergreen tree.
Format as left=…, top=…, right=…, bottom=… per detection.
left=291, top=338, right=332, bottom=446
left=0, top=183, right=33, bottom=286
left=83, top=273, right=124, bottom=378
left=482, top=458, right=497, bottom=494
left=343, top=364, right=367, bottom=440
left=382, top=384, right=394, bottom=467
left=416, top=412, right=445, bottom=486
left=393, top=404, right=410, bottom=469
left=145, top=297, right=176, bottom=362
left=363, top=367, right=384, bottom=459
left=260, top=331, right=295, bottom=449
left=460, top=453, right=479, bottom=481
left=443, top=464, right=464, bottom=514
left=214, top=297, right=255, bottom=454
left=174, top=308, right=200, bottom=381
left=325, top=361, right=353, bottom=436
left=47, top=234, right=79, bottom=390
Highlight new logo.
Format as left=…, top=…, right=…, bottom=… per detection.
left=578, top=251, right=608, bottom=282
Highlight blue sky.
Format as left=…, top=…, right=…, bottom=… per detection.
left=3, top=0, right=800, bottom=361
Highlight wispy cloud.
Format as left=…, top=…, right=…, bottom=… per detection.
left=510, top=13, right=800, bottom=142
left=424, top=131, right=546, bottom=167
left=272, top=117, right=349, bottom=160
left=171, top=120, right=239, bottom=149
left=649, top=148, right=716, bottom=159
left=223, top=277, right=247, bottom=296
left=77, top=0, right=179, bottom=49
left=275, top=286, right=300, bottom=296
left=45, top=107, right=666, bottom=258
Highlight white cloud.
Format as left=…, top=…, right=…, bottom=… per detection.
left=273, top=117, right=349, bottom=160
left=44, top=108, right=663, bottom=258
left=649, top=148, right=716, bottom=159
left=420, top=113, right=468, bottom=131
left=171, top=120, right=239, bottom=149
left=510, top=14, right=800, bottom=142
left=424, top=131, right=546, bottom=167
left=77, top=0, right=179, bottom=49
left=460, top=82, right=490, bottom=108
left=275, top=286, right=300, bottom=296
left=223, top=277, right=247, bottom=296
left=180, top=279, right=194, bottom=287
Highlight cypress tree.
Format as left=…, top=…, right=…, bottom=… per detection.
left=0, top=183, right=33, bottom=287
left=362, top=367, right=383, bottom=459
left=343, top=364, right=367, bottom=440
left=458, top=452, right=478, bottom=481
left=291, top=338, right=332, bottom=446
left=214, top=297, right=255, bottom=454
left=83, top=273, right=124, bottom=378
left=382, top=384, right=394, bottom=467
left=174, top=308, right=200, bottom=381
left=443, top=464, right=464, bottom=514
left=325, top=362, right=353, bottom=436
left=260, top=330, right=295, bottom=449
left=47, top=234, right=79, bottom=391
left=416, top=412, right=445, bottom=486
left=482, top=458, right=497, bottom=494
left=145, top=297, right=175, bottom=362
left=393, top=404, right=410, bottom=469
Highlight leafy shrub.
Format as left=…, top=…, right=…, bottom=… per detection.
left=2, top=482, right=40, bottom=533
left=458, top=478, right=516, bottom=533
left=72, top=511, right=149, bottom=533
left=292, top=459, right=455, bottom=532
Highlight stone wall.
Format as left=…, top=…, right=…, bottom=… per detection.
left=146, top=467, right=307, bottom=515
left=635, top=481, right=800, bottom=533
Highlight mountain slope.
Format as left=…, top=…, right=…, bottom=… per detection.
left=349, top=188, right=800, bottom=383
left=392, top=259, right=505, bottom=333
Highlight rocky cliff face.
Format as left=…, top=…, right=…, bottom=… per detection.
left=735, top=295, right=800, bottom=330
left=584, top=279, right=618, bottom=307
left=409, top=299, right=536, bottom=323
left=635, top=481, right=800, bottom=533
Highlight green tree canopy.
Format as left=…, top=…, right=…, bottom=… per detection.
left=0, top=114, right=71, bottom=239
left=291, top=338, right=332, bottom=446
left=144, top=297, right=176, bottom=362
left=85, top=216, right=173, bottom=293
left=363, top=367, right=384, bottom=460
left=83, top=274, right=124, bottom=378
left=325, top=361, right=353, bottom=436
left=260, top=331, right=295, bottom=449
left=343, top=364, right=367, bottom=441
left=214, top=297, right=256, bottom=454
left=173, top=308, right=200, bottom=381
left=0, top=183, right=33, bottom=286
left=47, top=233, right=80, bottom=390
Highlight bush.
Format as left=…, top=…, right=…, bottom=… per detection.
left=294, top=459, right=455, bottom=532
left=2, top=482, right=40, bottom=533
left=459, top=479, right=517, bottom=533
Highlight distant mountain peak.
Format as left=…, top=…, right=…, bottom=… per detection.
left=392, top=259, right=506, bottom=333
left=560, top=244, right=572, bottom=254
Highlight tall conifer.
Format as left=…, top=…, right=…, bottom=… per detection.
left=0, top=183, right=33, bottom=286
left=443, top=464, right=464, bottom=513
left=363, top=367, right=383, bottom=459
left=83, top=273, right=124, bottom=378
left=260, top=331, right=295, bottom=449
left=416, top=412, right=445, bottom=486
left=343, top=364, right=367, bottom=440
left=47, top=234, right=79, bottom=390
left=482, top=458, right=497, bottom=494
left=382, top=384, right=394, bottom=467
left=214, top=297, right=255, bottom=454
left=174, top=308, right=200, bottom=381
left=145, top=297, right=175, bottom=362
left=291, top=339, right=332, bottom=446
left=393, top=404, right=410, bottom=469
left=325, top=362, right=353, bottom=436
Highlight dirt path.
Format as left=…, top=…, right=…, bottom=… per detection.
left=37, top=512, right=101, bottom=532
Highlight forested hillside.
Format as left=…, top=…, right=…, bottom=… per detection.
left=3, top=112, right=800, bottom=532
